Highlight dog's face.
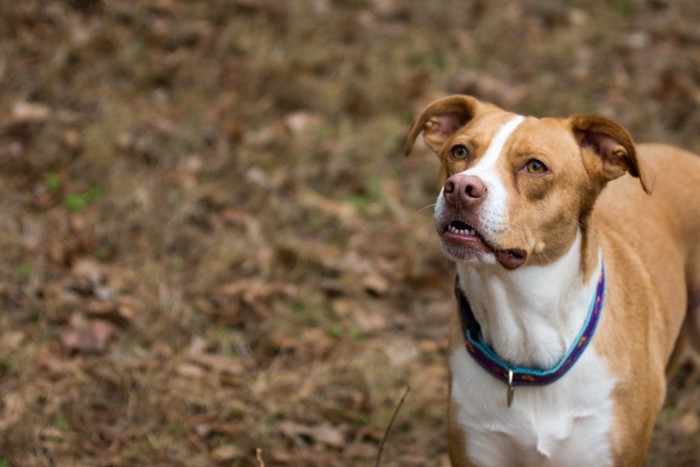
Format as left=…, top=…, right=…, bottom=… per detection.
left=405, top=95, right=652, bottom=270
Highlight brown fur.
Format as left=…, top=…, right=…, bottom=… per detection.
left=406, top=95, right=700, bottom=464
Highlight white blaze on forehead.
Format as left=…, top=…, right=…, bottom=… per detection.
left=473, top=115, right=525, bottom=172
left=460, top=115, right=524, bottom=237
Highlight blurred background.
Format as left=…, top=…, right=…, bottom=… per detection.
left=0, top=0, right=698, bottom=465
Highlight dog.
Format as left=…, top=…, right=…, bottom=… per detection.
left=404, top=95, right=700, bottom=466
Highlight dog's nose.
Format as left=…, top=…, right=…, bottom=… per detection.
left=443, top=174, right=487, bottom=206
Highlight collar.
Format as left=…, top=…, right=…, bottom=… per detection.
left=455, top=262, right=606, bottom=407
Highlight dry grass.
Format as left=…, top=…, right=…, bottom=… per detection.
left=0, top=0, right=698, bottom=465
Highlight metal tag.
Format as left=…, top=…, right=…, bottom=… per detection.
left=507, top=368, right=515, bottom=407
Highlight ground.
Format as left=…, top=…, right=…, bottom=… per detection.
left=0, top=0, right=698, bottom=466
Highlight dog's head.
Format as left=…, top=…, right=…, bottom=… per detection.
left=405, top=95, right=653, bottom=270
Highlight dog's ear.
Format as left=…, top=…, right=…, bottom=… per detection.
left=570, top=115, right=654, bottom=194
left=405, top=95, right=483, bottom=157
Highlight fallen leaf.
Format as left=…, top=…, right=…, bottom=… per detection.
left=188, top=353, right=244, bottom=376
left=383, top=338, right=419, bottom=367
left=118, top=295, right=140, bottom=321
left=62, top=129, right=82, bottom=151
left=60, top=319, right=117, bottom=354
left=283, top=111, right=325, bottom=135
left=86, top=300, right=118, bottom=317
left=296, top=187, right=361, bottom=227
left=332, top=299, right=394, bottom=334
left=270, top=328, right=334, bottom=356
left=0, top=331, right=26, bottom=350
left=176, top=363, right=205, bottom=379
left=187, top=337, right=243, bottom=375
left=363, top=270, right=389, bottom=296
left=71, top=257, right=105, bottom=286
left=0, top=102, right=50, bottom=139
left=307, top=424, right=346, bottom=448
left=210, top=444, right=243, bottom=461
left=36, top=342, right=81, bottom=376
left=278, top=421, right=346, bottom=448
left=12, top=101, right=50, bottom=123
left=680, top=413, right=699, bottom=434
left=0, top=392, right=25, bottom=430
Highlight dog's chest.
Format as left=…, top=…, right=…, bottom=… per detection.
left=450, top=347, right=617, bottom=467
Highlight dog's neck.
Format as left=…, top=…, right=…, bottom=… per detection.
left=456, top=229, right=602, bottom=370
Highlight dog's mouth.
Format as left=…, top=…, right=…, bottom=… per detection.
left=442, top=219, right=527, bottom=270
left=446, top=219, right=479, bottom=237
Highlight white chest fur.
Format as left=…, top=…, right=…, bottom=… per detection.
left=448, top=231, right=618, bottom=466
left=450, top=341, right=617, bottom=467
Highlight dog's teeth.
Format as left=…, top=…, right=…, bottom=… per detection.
left=448, top=223, right=477, bottom=236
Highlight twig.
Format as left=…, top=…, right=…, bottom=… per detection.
left=375, top=385, right=411, bottom=467
left=256, top=447, right=265, bottom=467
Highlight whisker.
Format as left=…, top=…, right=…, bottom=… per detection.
left=413, top=203, right=436, bottom=215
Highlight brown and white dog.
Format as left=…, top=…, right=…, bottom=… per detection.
left=405, top=95, right=700, bottom=466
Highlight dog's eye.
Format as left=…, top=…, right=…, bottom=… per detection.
left=525, top=159, right=547, bottom=174
left=450, top=145, right=469, bottom=160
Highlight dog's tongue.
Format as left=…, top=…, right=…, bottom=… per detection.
left=495, top=249, right=527, bottom=270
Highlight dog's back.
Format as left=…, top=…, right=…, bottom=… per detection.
left=596, top=143, right=700, bottom=364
